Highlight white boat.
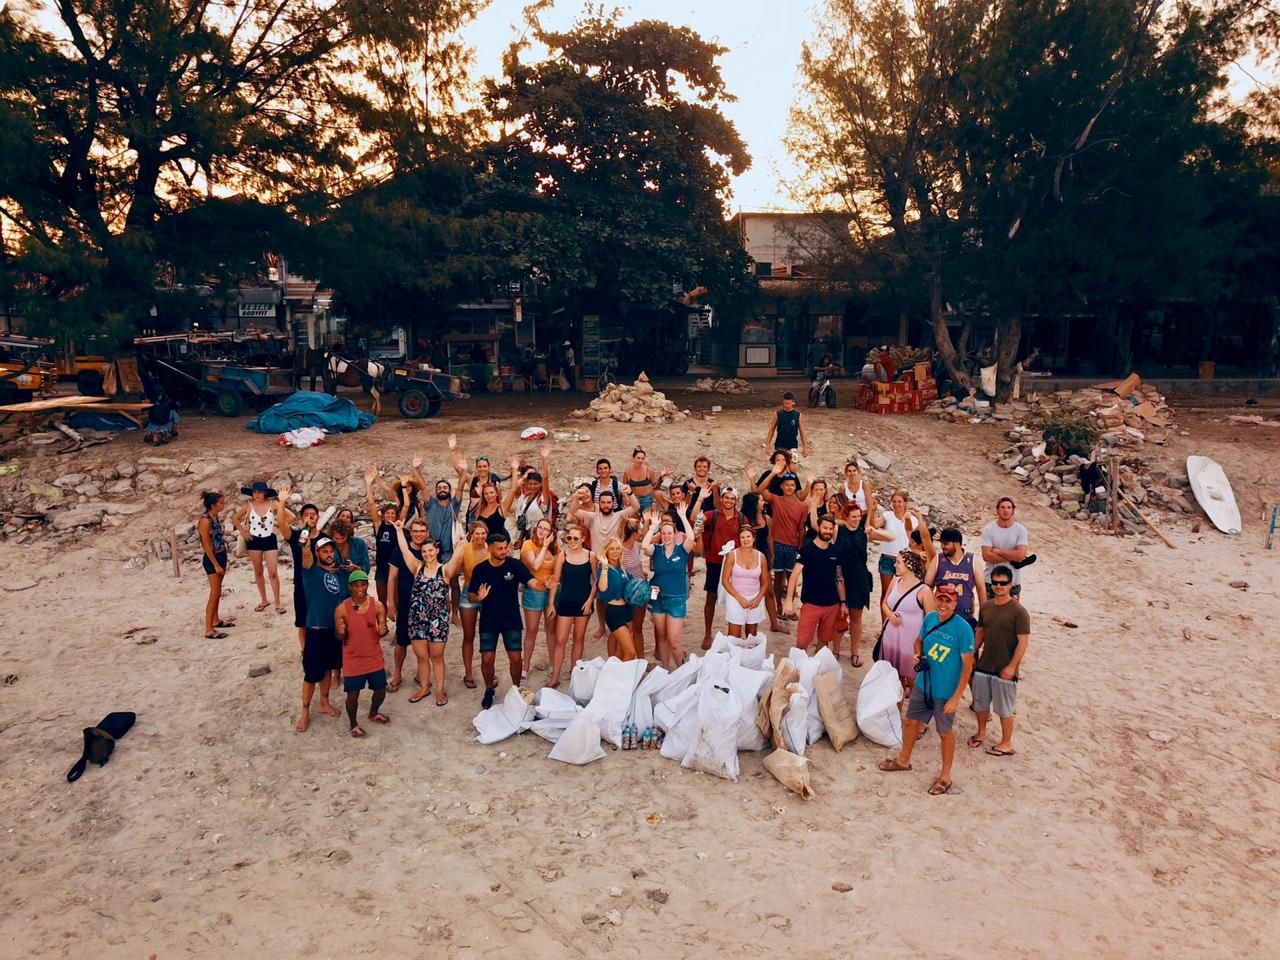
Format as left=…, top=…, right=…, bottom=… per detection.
left=1186, top=456, right=1241, bottom=534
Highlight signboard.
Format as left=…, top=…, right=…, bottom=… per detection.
left=581, top=314, right=601, bottom=378
left=238, top=302, right=276, bottom=319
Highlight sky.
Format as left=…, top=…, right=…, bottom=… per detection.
left=463, top=1, right=813, bottom=212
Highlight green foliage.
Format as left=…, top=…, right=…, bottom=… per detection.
left=1037, top=414, right=1102, bottom=458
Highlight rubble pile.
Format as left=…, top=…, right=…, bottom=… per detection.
left=569, top=372, right=690, bottom=424
left=690, top=377, right=753, bottom=395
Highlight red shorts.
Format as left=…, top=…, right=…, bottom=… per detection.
left=796, top=603, right=839, bottom=649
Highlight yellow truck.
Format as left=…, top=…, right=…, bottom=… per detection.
left=0, top=334, right=58, bottom=404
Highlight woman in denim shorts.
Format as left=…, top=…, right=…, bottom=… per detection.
left=519, top=517, right=559, bottom=680
left=642, top=487, right=708, bottom=669
left=457, top=522, right=489, bottom=689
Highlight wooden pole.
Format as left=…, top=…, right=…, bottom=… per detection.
left=1119, top=490, right=1176, bottom=550
left=1108, top=456, right=1120, bottom=532
left=170, top=529, right=180, bottom=579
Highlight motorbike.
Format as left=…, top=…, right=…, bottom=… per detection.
left=808, top=363, right=838, bottom=408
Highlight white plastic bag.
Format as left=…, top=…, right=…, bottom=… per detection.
left=698, top=648, right=733, bottom=686
left=681, top=683, right=741, bottom=781
left=588, top=657, right=647, bottom=747
left=472, top=687, right=535, bottom=744
left=534, top=687, right=581, bottom=722
left=626, top=665, right=670, bottom=731
left=651, top=655, right=700, bottom=706
left=569, top=657, right=606, bottom=705
left=856, top=660, right=905, bottom=748
left=781, top=687, right=810, bottom=756
left=658, top=684, right=704, bottom=761
left=788, top=647, right=841, bottom=744
left=520, top=425, right=548, bottom=440
left=728, top=661, right=772, bottom=751
left=548, top=709, right=607, bottom=765
left=529, top=716, right=574, bottom=743
left=735, top=632, right=769, bottom=669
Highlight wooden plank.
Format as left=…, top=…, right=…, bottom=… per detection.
left=0, top=395, right=107, bottom=413
left=53, top=421, right=83, bottom=442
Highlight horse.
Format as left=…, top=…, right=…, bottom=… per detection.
left=294, top=346, right=329, bottom=393
left=325, top=353, right=384, bottom=415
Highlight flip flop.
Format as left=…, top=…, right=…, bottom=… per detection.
left=350, top=726, right=367, bottom=738
left=214, top=619, right=237, bottom=628
left=254, top=602, right=270, bottom=612
left=986, top=746, right=1016, bottom=757
left=967, top=735, right=985, bottom=748
left=463, top=677, right=477, bottom=689
left=436, top=694, right=449, bottom=707
left=204, top=631, right=228, bottom=639
left=387, top=677, right=402, bottom=693
left=275, top=606, right=287, bottom=615
left=851, top=655, right=863, bottom=667
left=408, top=689, right=430, bottom=704
left=369, top=712, right=390, bottom=724
left=928, top=777, right=953, bottom=796
left=878, top=758, right=912, bottom=772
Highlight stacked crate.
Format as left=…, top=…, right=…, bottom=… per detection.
left=857, top=361, right=937, bottom=414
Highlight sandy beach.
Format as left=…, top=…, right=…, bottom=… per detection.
left=2, top=381, right=1279, bottom=959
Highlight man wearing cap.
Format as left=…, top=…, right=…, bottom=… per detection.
left=415, top=450, right=469, bottom=620
left=878, top=583, right=975, bottom=795
left=935, top=528, right=986, bottom=627
left=297, top=534, right=351, bottom=732
left=970, top=564, right=1031, bottom=756
left=504, top=446, right=555, bottom=548
left=699, top=486, right=741, bottom=649
left=334, top=570, right=390, bottom=738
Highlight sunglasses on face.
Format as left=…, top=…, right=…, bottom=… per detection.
left=991, top=580, right=1012, bottom=587
left=566, top=535, right=582, bottom=541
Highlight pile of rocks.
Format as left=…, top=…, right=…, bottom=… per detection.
left=690, top=377, right=752, bottom=395
left=568, top=373, right=690, bottom=424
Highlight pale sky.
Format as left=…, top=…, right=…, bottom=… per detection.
left=464, top=1, right=811, bottom=212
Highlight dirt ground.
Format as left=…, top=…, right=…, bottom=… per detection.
left=2, top=378, right=1279, bottom=960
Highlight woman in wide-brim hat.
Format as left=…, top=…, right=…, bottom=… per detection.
left=234, top=480, right=285, bottom=614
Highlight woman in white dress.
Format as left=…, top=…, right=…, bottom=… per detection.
left=719, top=527, right=771, bottom=638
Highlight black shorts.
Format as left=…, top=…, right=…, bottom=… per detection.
left=293, top=584, right=307, bottom=628
left=246, top=534, right=278, bottom=552
left=203, top=551, right=227, bottom=576
left=394, top=599, right=413, bottom=647
left=302, top=628, right=342, bottom=683
left=604, top=603, right=632, bottom=631
left=554, top=593, right=591, bottom=619
left=704, top=563, right=722, bottom=594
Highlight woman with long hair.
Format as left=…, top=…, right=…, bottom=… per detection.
left=869, top=488, right=918, bottom=607
left=835, top=497, right=873, bottom=666
left=878, top=549, right=936, bottom=696
left=234, top=480, right=284, bottom=614
left=471, top=481, right=506, bottom=538
left=548, top=525, right=596, bottom=687
left=739, top=491, right=786, bottom=634
left=198, top=491, right=232, bottom=638
left=642, top=486, right=707, bottom=668
left=620, top=517, right=649, bottom=658
left=595, top=538, right=637, bottom=660
left=457, top=521, right=491, bottom=689
left=720, top=526, right=769, bottom=639
left=520, top=517, right=559, bottom=679
left=394, top=521, right=467, bottom=706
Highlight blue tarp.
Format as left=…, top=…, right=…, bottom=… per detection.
left=244, top=391, right=375, bottom=434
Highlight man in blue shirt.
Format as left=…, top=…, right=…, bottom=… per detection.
left=878, top=583, right=974, bottom=795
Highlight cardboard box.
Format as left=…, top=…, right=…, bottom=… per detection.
left=873, top=381, right=892, bottom=395
left=890, top=380, right=910, bottom=396
left=914, top=362, right=932, bottom=384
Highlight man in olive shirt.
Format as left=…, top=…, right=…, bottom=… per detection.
left=970, top=564, right=1031, bottom=756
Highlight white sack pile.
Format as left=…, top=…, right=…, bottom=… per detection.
left=568, top=372, right=691, bottom=424
left=691, top=377, right=753, bottom=395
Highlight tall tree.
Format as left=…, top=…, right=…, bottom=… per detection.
left=0, top=0, right=485, bottom=336
left=484, top=9, right=756, bottom=326
left=790, top=0, right=1271, bottom=395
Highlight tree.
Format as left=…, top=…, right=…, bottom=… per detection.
left=484, top=9, right=756, bottom=328
left=790, top=0, right=1273, bottom=396
left=0, top=0, right=485, bottom=336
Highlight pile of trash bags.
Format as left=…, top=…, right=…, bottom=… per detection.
left=471, top=632, right=911, bottom=800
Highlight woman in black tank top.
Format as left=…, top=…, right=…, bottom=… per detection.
left=549, top=526, right=597, bottom=687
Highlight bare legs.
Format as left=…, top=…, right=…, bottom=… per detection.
left=652, top=614, right=686, bottom=669
left=521, top=604, right=551, bottom=676
left=263, top=549, right=283, bottom=612
left=550, top=614, right=589, bottom=686
left=702, top=592, right=717, bottom=649
left=609, top=623, right=636, bottom=660
left=429, top=642, right=447, bottom=704
left=460, top=606, right=479, bottom=687
left=409, top=639, right=431, bottom=700
left=630, top=606, right=647, bottom=660
left=297, top=674, right=339, bottom=732
left=204, top=571, right=225, bottom=635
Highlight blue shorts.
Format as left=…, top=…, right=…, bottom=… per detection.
left=459, top=594, right=481, bottom=611
left=636, top=493, right=654, bottom=512
left=521, top=587, right=550, bottom=612
left=650, top=593, right=687, bottom=619
left=343, top=669, right=388, bottom=693
left=773, top=542, right=799, bottom=574
left=479, top=626, right=523, bottom=654
left=203, top=551, right=227, bottom=576
left=878, top=554, right=897, bottom=576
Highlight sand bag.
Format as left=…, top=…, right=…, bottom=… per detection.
left=781, top=686, right=810, bottom=756
left=735, top=632, right=769, bottom=669
left=658, top=684, right=704, bottom=761
left=588, top=657, right=648, bottom=747
left=548, top=709, right=607, bottom=765
left=728, top=661, right=772, bottom=751
left=472, top=687, right=535, bottom=745
left=789, top=646, right=841, bottom=744
left=651, top=655, right=700, bottom=705
left=534, top=687, right=581, bottom=722
left=529, top=716, right=574, bottom=743
left=856, top=660, right=905, bottom=748
left=698, top=647, right=733, bottom=686
left=765, top=661, right=800, bottom=749
left=762, top=748, right=815, bottom=800
left=812, top=671, right=858, bottom=751
left=681, top=683, right=741, bottom=781
left=569, top=657, right=606, bottom=705
left=626, top=664, right=670, bottom=731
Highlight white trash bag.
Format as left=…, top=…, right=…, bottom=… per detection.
left=548, top=708, right=607, bottom=765
left=588, top=657, right=647, bottom=748
left=650, top=655, right=700, bottom=706
left=658, top=683, right=704, bottom=761
left=788, top=646, right=841, bottom=745
left=472, top=687, right=535, bottom=745
left=856, top=660, right=905, bottom=748
left=728, top=661, right=772, bottom=751
left=569, top=657, right=606, bottom=705
left=681, top=682, right=741, bottom=781
left=534, top=687, right=581, bottom=722
left=528, top=716, right=575, bottom=743
left=625, top=665, right=670, bottom=731
left=781, top=687, right=810, bottom=756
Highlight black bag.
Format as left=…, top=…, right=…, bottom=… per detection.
left=871, top=582, right=923, bottom=663
left=67, top=712, right=137, bottom=783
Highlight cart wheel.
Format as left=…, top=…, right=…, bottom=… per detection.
left=398, top=389, right=429, bottom=419
left=215, top=389, right=244, bottom=417
left=425, top=399, right=442, bottom=418
left=77, top=370, right=104, bottom=396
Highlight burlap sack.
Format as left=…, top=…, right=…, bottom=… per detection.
left=813, top=670, right=859, bottom=751
left=762, top=748, right=815, bottom=799
left=763, top=660, right=800, bottom=749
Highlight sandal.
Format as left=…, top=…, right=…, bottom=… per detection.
left=986, top=746, right=1016, bottom=757
left=350, top=726, right=367, bottom=738
left=275, top=605, right=287, bottom=615
left=214, top=619, right=237, bottom=628
left=369, top=712, right=390, bottom=724
left=851, top=654, right=863, bottom=668
left=204, top=631, right=228, bottom=639
left=928, top=777, right=953, bottom=796
left=387, top=677, right=402, bottom=693
left=463, top=677, right=477, bottom=689
left=967, top=734, right=985, bottom=749
left=878, top=758, right=912, bottom=772
left=254, top=601, right=270, bottom=612
left=436, top=693, right=449, bottom=707
left=409, top=689, right=430, bottom=704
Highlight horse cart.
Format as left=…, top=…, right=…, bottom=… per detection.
left=135, top=330, right=296, bottom=415
left=326, top=353, right=466, bottom=419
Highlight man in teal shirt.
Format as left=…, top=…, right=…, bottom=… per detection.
left=878, top=583, right=974, bottom=795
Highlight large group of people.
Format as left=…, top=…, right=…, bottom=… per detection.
left=196, top=392, right=1034, bottom=792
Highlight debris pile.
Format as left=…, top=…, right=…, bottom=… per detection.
left=690, top=377, right=752, bottom=395
left=569, top=373, right=690, bottom=424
